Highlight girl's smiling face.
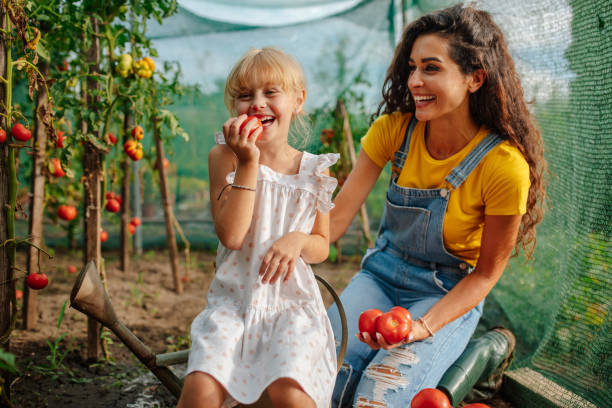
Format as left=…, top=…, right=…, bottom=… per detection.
left=234, top=82, right=304, bottom=143
left=408, top=34, right=482, bottom=122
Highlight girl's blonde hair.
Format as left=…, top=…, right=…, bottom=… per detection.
left=224, top=47, right=310, bottom=146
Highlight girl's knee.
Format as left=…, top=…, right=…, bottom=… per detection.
left=177, top=371, right=226, bottom=408
left=267, top=378, right=315, bottom=408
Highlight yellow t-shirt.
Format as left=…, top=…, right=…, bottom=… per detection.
left=361, top=112, right=530, bottom=265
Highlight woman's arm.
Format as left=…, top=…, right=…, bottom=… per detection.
left=330, top=150, right=383, bottom=242
left=362, top=213, right=522, bottom=348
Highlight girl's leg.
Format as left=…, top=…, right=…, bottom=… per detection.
left=267, top=378, right=316, bottom=408
left=176, top=371, right=227, bottom=408
left=327, top=268, right=396, bottom=408
left=351, top=298, right=483, bottom=407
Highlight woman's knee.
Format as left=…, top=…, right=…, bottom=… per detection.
left=267, top=378, right=315, bottom=408
left=177, top=371, right=226, bottom=408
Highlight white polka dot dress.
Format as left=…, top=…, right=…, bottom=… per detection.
left=186, top=150, right=340, bottom=408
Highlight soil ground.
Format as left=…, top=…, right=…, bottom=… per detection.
left=8, top=248, right=513, bottom=407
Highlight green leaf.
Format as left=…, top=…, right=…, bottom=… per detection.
left=36, top=41, right=51, bottom=61
left=0, top=348, right=17, bottom=374
left=57, top=300, right=67, bottom=329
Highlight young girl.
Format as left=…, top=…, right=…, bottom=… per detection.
left=177, top=48, right=339, bottom=408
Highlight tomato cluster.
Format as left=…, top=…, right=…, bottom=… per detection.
left=358, top=306, right=413, bottom=344
left=105, top=191, right=122, bottom=213
left=124, top=139, right=143, bottom=161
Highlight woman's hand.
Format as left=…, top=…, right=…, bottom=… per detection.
left=356, top=319, right=432, bottom=350
left=259, top=232, right=307, bottom=284
left=222, top=114, right=261, bottom=164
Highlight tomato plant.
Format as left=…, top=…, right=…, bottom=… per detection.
left=375, top=308, right=411, bottom=344
left=358, top=308, right=383, bottom=339
left=0, top=129, right=6, bottom=143
left=410, top=388, right=451, bottom=408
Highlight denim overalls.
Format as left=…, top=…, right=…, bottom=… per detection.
left=327, top=117, right=503, bottom=407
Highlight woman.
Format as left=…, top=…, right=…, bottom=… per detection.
left=326, top=5, right=547, bottom=407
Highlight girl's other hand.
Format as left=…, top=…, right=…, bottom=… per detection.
left=222, top=114, right=261, bottom=163
left=259, top=232, right=306, bottom=284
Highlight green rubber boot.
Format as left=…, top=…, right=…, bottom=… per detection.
left=437, top=327, right=516, bottom=406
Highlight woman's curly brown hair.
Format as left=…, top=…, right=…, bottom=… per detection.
left=375, top=4, right=547, bottom=258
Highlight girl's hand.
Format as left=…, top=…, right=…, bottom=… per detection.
left=222, top=114, right=261, bottom=163
left=259, top=232, right=306, bottom=284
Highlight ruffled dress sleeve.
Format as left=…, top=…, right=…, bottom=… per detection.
left=312, top=153, right=340, bottom=213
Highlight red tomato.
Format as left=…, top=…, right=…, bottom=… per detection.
left=375, top=309, right=411, bottom=344
left=100, top=230, right=108, bottom=243
left=0, top=129, right=7, bottom=143
left=67, top=265, right=77, bottom=274
left=410, top=388, right=451, bottom=408
left=390, top=306, right=413, bottom=329
left=106, top=132, right=117, bottom=144
left=181, top=276, right=189, bottom=282
left=131, top=125, right=144, bottom=140
left=51, top=158, right=65, bottom=178
left=11, top=123, right=31, bottom=142
left=56, top=130, right=65, bottom=148
left=16, top=289, right=23, bottom=300
left=127, top=223, right=136, bottom=235
left=358, top=309, right=383, bottom=339
left=105, top=198, right=120, bottom=213
left=239, top=116, right=263, bottom=139
left=130, top=217, right=141, bottom=227
left=463, top=404, right=491, bottom=408
left=57, top=205, right=77, bottom=221
left=26, top=273, right=49, bottom=290
left=162, top=157, right=170, bottom=169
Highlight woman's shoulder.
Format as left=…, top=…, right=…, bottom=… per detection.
left=480, top=140, right=530, bottom=184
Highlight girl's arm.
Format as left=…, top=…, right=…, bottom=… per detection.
left=209, top=115, right=261, bottom=250
left=330, top=150, right=384, bottom=242
left=361, top=213, right=522, bottom=348
left=258, top=171, right=332, bottom=284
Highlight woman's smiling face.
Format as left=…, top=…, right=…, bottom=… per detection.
left=407, top=34, right=477, bottom=122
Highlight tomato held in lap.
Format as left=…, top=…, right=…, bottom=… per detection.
left=358, top=308, right=383, bottom=339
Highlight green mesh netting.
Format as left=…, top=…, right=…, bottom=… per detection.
left=26, top=0, right=611, bottom=406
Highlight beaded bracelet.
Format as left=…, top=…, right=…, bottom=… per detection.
left=418, top=317, right=435, bottom=339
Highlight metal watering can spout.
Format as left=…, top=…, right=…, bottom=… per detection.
left=70, top=260, right=183, bottom=398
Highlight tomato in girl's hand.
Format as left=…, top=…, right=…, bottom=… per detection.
left=239, top=116, right=263, bottom=139
left=410, top=388, right=451, bottom=408
left=358, top=309, right=383, bottom=339
left=375, top=308, right=411, bottom=344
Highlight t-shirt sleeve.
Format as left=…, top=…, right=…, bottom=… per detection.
left=360, top=113, right=407, bottom=168
left=482, top=145, right=530, bottom=215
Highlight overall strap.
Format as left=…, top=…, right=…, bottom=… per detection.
left=445, top=133, right=504, bottom=189
left=391, top=115, right=418, bottom=180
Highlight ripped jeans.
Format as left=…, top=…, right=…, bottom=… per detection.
left=327, top=249, right=483, bottom=407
